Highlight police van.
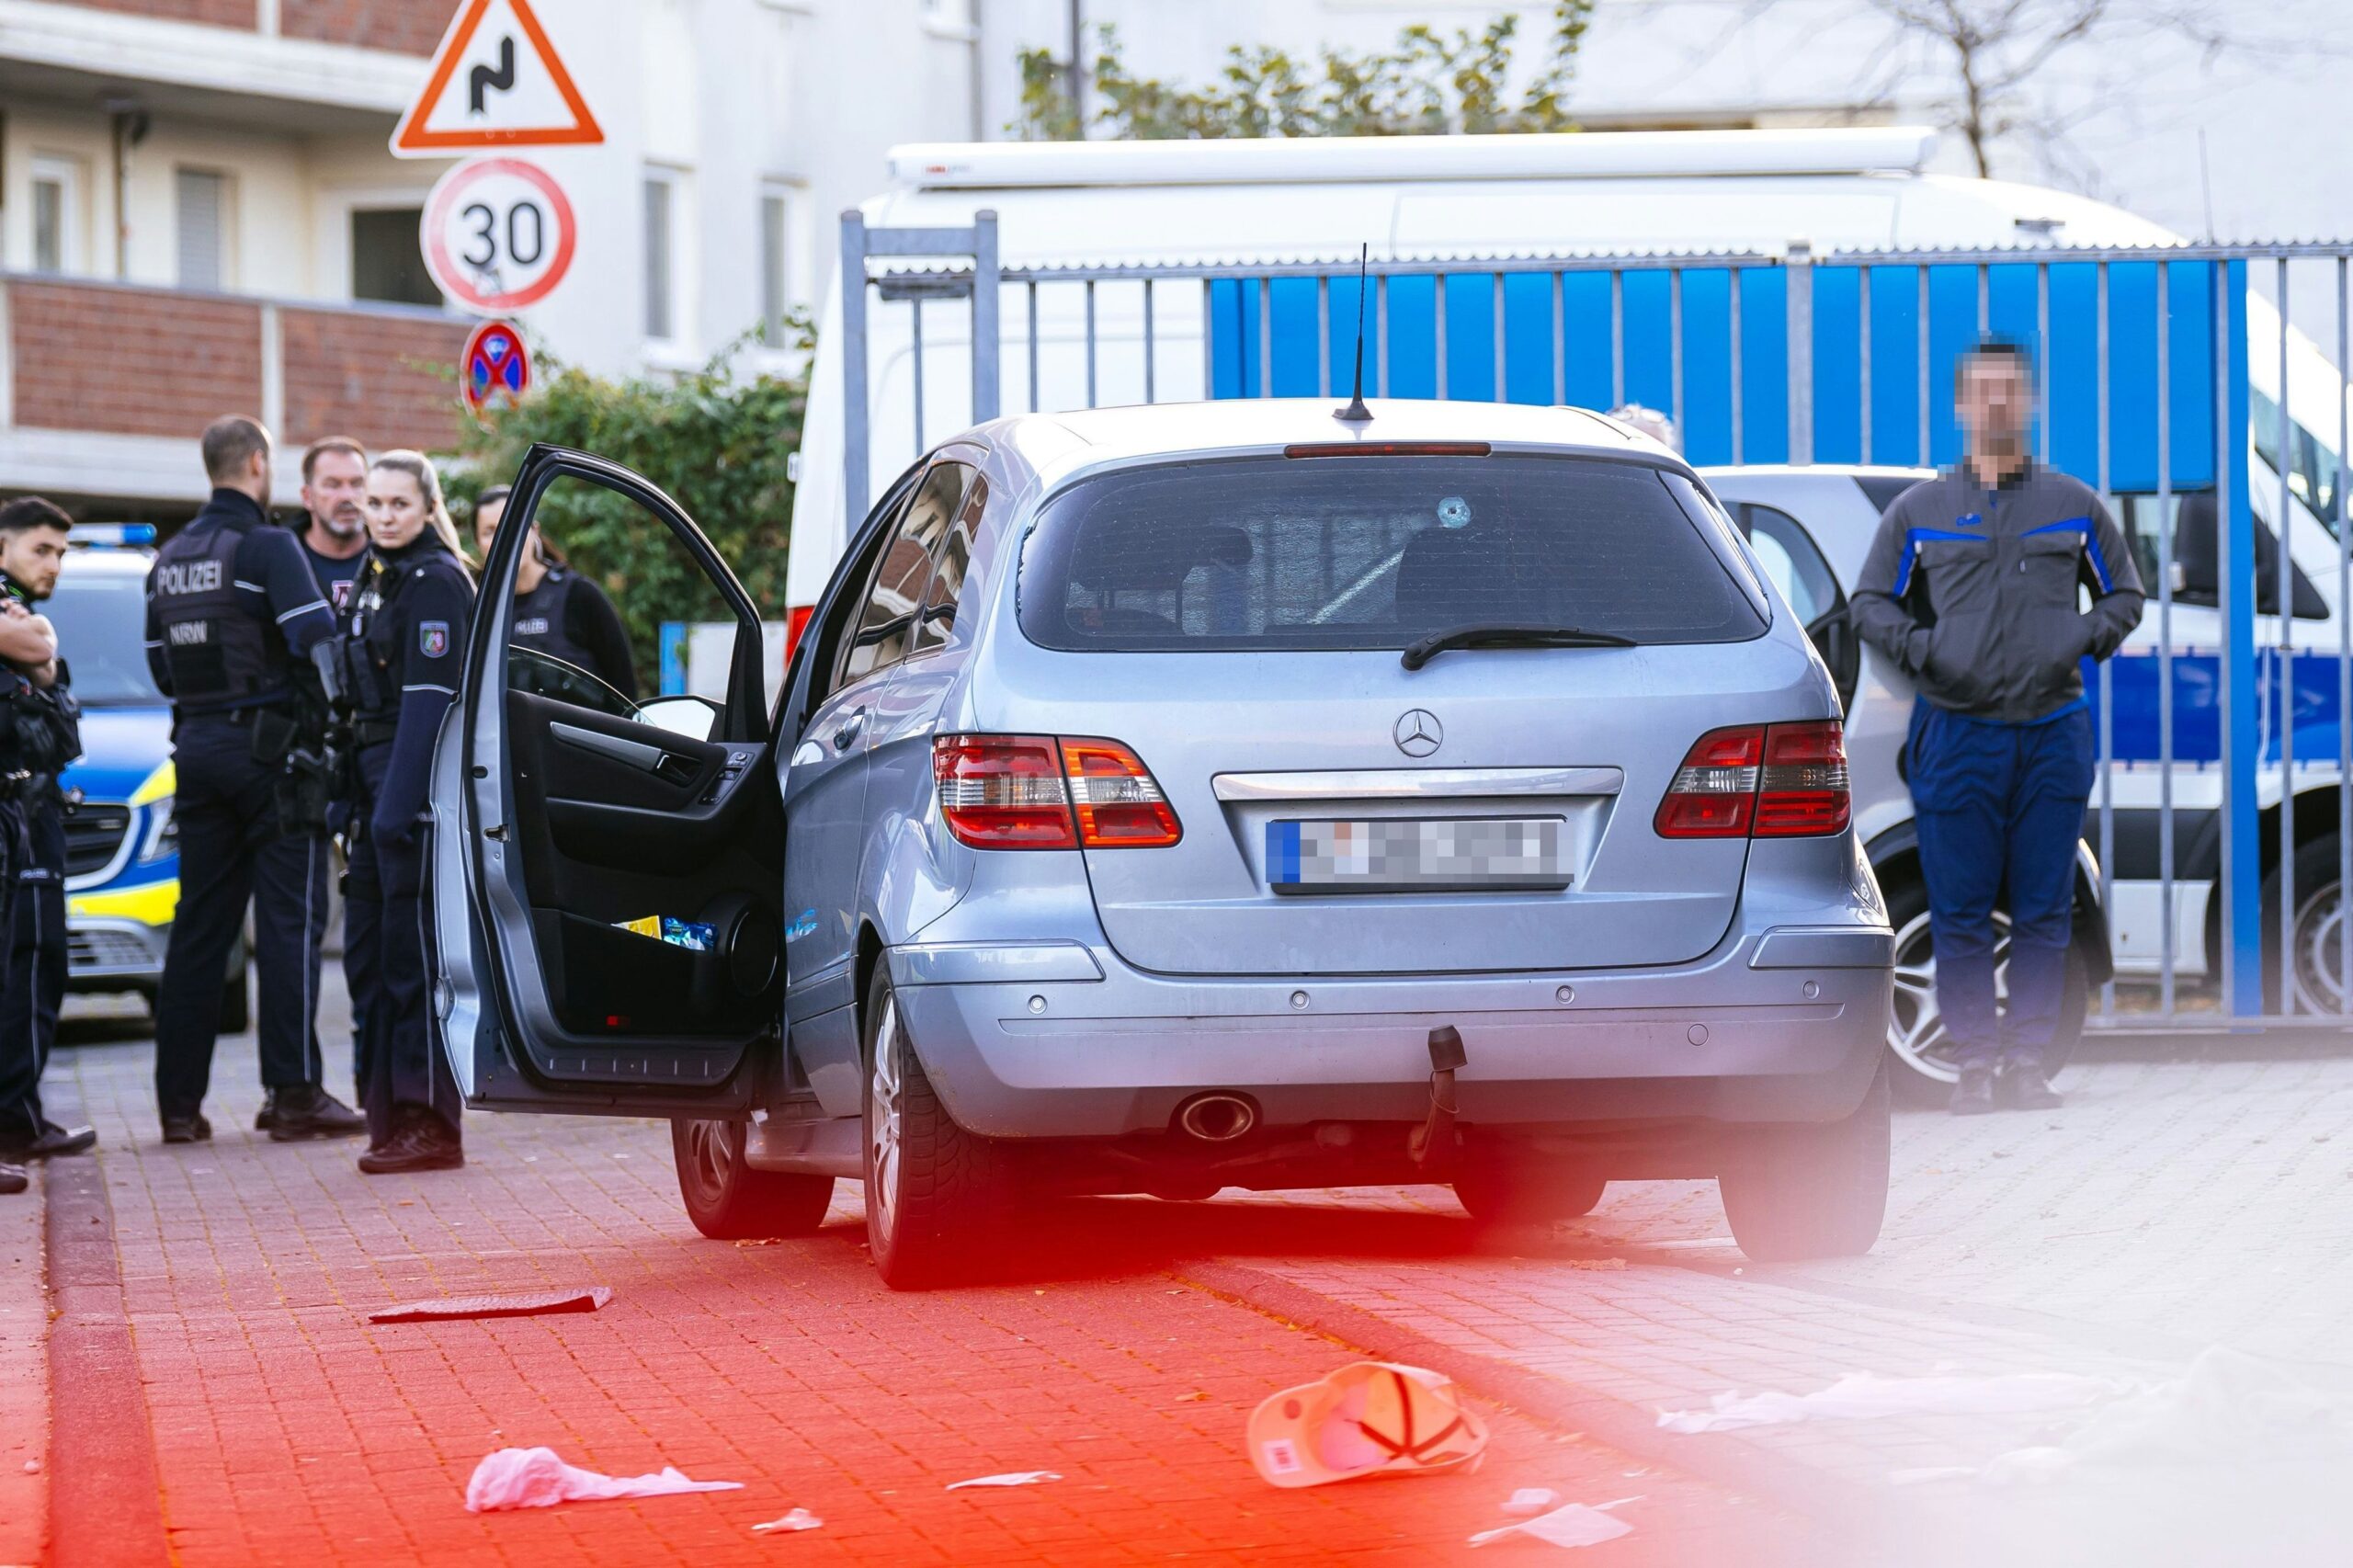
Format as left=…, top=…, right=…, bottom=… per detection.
left=779, top=127, right=2353, bottom=1087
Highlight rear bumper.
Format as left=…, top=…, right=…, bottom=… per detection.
left=889, top=922, right=1892, bottom=1141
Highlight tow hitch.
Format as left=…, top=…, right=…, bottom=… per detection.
left=1407, top=1025, right=1467, bottom=1173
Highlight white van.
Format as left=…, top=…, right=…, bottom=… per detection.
left=783, top=127, right=2353, bottom=1044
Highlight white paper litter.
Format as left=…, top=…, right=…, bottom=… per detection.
left=1503, top=1487, right=1560, bottom=1516
left=1656, top=1370, right=2120, bottom=1433
left=946, top=1471, right=1063, bottom=1490
left=1983, top=1346, right=2353, bottom=1484
left=751, top=1508, right=824, bottom=1533
left=463, top=1447, right=745, bottom=1513
left=1470, top=1503, right=1634, bottom=1550
left=1889, top=1466, right=1981, bottom=1486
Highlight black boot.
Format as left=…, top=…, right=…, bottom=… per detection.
left=0, top=1161, right=25, bottom=1196
left=1949, top=1066, right=1997, bottom=1116
left=255, top=1089, right=281, bottom=1133
left=357, top=1114, right=463, bottom=1175
left=1999, top=1064, right=2063, bottom=1110
left=17, top=1120, right=97, bottom=1160
left=161, top=1112, right=213, bottom=1145
left=267, top=1085, right=368, bottom=1142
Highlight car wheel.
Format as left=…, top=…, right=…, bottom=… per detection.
left=862, top=969, right=1002, bottom=1290
left=1882, top=877, right=2087, bottom=1108
left=2262, top=833, right=2348, bottom=1017
left=670, top=1118, right=835, bottom=1241
left=1718, top=1062, right=1891, bottom=1263
left=1452, top=1153, right=1607, bottom=1224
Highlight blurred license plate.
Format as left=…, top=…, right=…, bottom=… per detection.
left=1267, top=817, right=1570, bottom=892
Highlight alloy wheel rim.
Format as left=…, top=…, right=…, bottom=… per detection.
left=2291, top=880, right=2347, bottom=1016
left=1887, top=908, right=2015, bottom=1085
left=869, top=995, right=904, bottom=1250
left=686, top=1119, right=733, bottom=1205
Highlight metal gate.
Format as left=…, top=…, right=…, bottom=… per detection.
left=836, top=217, right=2353, bottom=1031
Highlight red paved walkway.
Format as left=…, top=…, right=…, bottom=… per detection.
left=47, top=1005, right=1808, bottom=1568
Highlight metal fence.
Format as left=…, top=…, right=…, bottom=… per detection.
left=837, top=214, right=2353, bottom=1031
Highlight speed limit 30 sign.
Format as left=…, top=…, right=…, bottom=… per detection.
left=421, top=156, right=577, bottom=314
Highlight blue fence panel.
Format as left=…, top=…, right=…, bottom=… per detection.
left=1813, top=267, right=1863, bottom=465
left=1681, top=269, right=1735, bottom=466
left=1866, top=266, right=1923, bottom=467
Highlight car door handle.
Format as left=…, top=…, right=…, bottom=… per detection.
left=832, top=708, right=868, bottom=751
left=551, top=721, right=665, bottom=771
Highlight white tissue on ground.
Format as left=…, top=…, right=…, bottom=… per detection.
left=946, top=1471, right=1063, bottom=1490
left=1469, top=1503, right=1635, bottom=1549
left=1656, top=1370, right=2121, bottom=1433
left=463, top=1446, right=745, bottom=1513
left=751, top=1507, right=824, bottom=1532
left=1983, top=1346, right=2353, bottom=1484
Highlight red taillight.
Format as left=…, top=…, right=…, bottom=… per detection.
left=1655, top=721, right=1847, bottom=839
left=1282, top=440, right=1493, bottom=459
left=932, top=734, right=1182, bottom=850
left=1754, top=721, right=1851, bottom=836
left=934, top=735, right=1076, bottom=848
left=1060, top=737, right=1183, bottom=847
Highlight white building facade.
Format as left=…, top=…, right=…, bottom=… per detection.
left=0, top=0, right=984, bottom=511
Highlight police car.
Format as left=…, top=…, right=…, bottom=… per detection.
left=47, top=527, right=247, bottom=1028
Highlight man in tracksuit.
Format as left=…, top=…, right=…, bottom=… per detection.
left=1850, top=340, right=2145, bottom=1115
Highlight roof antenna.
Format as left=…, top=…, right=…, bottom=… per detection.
left=1334, top=243, right=1373, bottom=424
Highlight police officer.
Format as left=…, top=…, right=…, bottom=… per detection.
left=0, top=545, right=70, bottom=1194
left=471, top=486, right=636, bottom=699
left=294, top=437, right=371, bottom=615
left=343, top=450, right=473, bottom=1174
left=145, top=416, right=366, bottom=1145
left=0, top=498, right=96, bottom=1170
left=1850, top=340, right=2146, bottom=1116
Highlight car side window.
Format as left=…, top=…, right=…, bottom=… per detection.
left=914, top=474, right=986, bottom=653
left=836, top=461, right=974, bottom=689
left=1738, top=504, right=1842, bottom=626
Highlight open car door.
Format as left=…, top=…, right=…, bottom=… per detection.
left=430, top=445, right=783, bottom=1116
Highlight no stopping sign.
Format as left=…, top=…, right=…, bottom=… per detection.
left=421, top=157, right=577, bottom=314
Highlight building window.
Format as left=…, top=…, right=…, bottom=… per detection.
left=351, top=208, right=439, bottom=306
left=30, top=156, right=84, bottom=275
left=176, top=168, right=229, bottom=290
left=759, top=183, right=806, bottom=349
left=643, top=171, right=676, bottom=343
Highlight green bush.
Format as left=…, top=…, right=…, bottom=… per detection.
left=440, top=335, right=805, bottom=691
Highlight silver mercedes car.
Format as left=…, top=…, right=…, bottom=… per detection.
left=434, top=399, right=1895, bottom=1288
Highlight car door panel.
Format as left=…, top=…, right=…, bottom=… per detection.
left=436, top=444, right=783, bottom=1114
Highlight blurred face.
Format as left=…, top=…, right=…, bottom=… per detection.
left=302, top=449, right=368, bottom=540
left=0, top=526, right=70, bottom=600
left=472, top=495, right=507, bottom=558
left=364, top=467, right=431, bottom=551
left=1957, top=354, right=2033, bottom=460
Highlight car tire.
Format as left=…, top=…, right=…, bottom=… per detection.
left=862, top=969, right=1003, bottom=1290
left=1718, top=1061, right=1890, bottom=1263
left=2262, top=832, right=2347, bottom=1017
left=1882, top=876, right=2087, bottom=1108
left=670, top=1118, right=835, bottom=1241
left=1452, top=1154, right=1607, bottom=1224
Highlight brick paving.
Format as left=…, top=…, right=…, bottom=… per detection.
left=1, top=1161, right=46, bottom=1568
left=37, top=986, right=1803, bottom=1568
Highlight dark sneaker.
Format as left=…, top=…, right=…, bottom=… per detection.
left=0, top=1161, right=25, bottom=1196
left=161, top=1113, right=213, bottom=1145
left=267, top=1087, right=368, bottom=1142
left=1999, top=1065, right=2063, bottom=1111
left=1949, top=1066, right=1997, bottom=1116
left=357, top=1118, right=463, bottom=1176
left=24, top=1121, right=97, bottom=1159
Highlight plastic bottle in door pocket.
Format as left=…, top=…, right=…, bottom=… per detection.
left=612, top=915, right=717, bottom=952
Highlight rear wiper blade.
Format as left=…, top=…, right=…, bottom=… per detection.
left=1400, top=623, right=1638, bottom=671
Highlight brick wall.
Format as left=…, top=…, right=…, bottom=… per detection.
left=280, top=0, right=449, bottom=55
left=60, top=0, right=255, bottom=26
left=280, top=308, right=470, bottom=454
left=10, top=282, right=264, bottom=441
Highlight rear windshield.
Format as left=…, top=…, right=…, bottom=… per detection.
left=1017, top=455, right=1766, bottom=653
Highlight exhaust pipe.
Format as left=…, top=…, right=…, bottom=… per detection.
left=1176, top=1092, right=1258, bottom=1143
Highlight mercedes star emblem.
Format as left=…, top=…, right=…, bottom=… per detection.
left=1393, top=709, right=1443, bottom=757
